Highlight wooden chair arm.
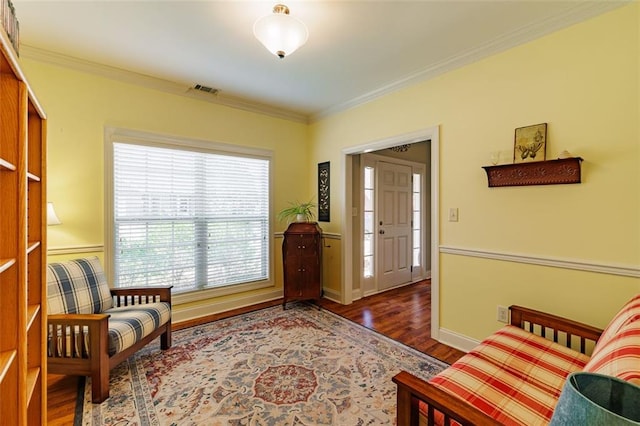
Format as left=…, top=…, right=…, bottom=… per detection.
left=393, top=371, right=502, bottom=426
left=509, top=305, right=603, bottom=354
left=392, top=307, right=604, bottom=425
left=110, top=286, right=173, bottom=306
left=47, top=313, right=110, bottom=361
left=48, top=313, right=110, bottom=325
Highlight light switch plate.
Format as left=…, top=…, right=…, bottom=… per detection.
left=449, top=208, right=459, bottom=222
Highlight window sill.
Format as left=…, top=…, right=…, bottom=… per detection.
left=172, top=279, right=275, bottom=305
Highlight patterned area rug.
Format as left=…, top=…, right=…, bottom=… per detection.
left=80, top=304, right=447, bottom=425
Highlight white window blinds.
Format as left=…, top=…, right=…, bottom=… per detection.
left=113, top=142, right=270, bottom=293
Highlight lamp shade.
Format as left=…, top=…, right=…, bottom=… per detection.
left=253, top=4, right=308, bottom=58
left=47, top=202, right=62, bottom=225
left=550, top=372, right=640, bottom=425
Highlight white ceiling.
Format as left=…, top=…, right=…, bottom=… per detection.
left=13, top=1, right=626, bottom=121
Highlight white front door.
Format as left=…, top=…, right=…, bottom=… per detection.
left=378, top=161, right=412, bottom=290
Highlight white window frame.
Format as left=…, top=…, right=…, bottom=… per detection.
left=104, top=127, right=274, bottom=304
left=411, top=171, right=426, bottom=280
left=363, top=165, right=375, bottom=279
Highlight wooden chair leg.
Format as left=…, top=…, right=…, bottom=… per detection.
left=161, top=322, right=172, bottom=349
left=91, top=319, right=110, bottom=403
left=91, top=367, right=110, bottom=403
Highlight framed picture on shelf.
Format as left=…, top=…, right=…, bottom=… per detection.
left=514, top=123, right=547, bottom=163
left=318, top=161, right=330, bottom=222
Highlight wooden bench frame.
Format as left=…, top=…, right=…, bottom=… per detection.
left=393, top=305, right=604, bottom=426
left=48, top=286, right=172, bottom=403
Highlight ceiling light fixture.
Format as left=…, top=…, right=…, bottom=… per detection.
left=253, top=4, right=308, bottom=59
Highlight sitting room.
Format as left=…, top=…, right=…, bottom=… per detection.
left=0, top=1, right=638, bottom=424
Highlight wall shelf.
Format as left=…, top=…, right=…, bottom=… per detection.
left=482, top=157, right=583, bottom=187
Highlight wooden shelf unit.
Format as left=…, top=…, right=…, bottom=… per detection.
left=0, top=258, right=16, bottom=273
left=0, top=157, right=16, bottom=170
left=0, top=22, right=47, bottom=426
left=0, top=350, right=17, bottom=381
left=482, top=157, right=583, bottom=187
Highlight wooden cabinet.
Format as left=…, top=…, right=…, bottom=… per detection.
left=0, top=25, right=47, bottom=425
left=282, top=222, right=322, bottom=309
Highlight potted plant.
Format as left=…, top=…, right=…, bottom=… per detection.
left=277, top=200, right=316, bottom=223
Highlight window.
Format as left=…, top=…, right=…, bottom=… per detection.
left=108, top=133, right=271, bottom=296
left=412, top=172, right=421, bottom=269
left=363, top=166, right=375, bottom=278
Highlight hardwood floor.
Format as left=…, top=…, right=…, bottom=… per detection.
left=47, top=375, right=81, bottom=426
left=315, top=280, right=465, bottom=363
left=47, top=280, right=464, bottom=424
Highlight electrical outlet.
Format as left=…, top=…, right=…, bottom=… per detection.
left=497, top=305, right=509, bottom=323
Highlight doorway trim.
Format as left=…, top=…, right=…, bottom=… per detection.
left=341, top=125, right=440, bottom=340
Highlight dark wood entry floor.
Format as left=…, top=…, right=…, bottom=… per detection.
left=315, top=280, right=465, bottom=362
left=47, top=280, right=464, bottom=425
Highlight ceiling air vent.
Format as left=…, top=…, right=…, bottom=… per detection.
left=193, top=84, right=219, bottom=95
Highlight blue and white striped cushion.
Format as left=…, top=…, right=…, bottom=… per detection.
left=104, top=302, right=171, bottom=356
left=47, top=257, right=113, bottom=315
left=49, top=302, right=171, bottom=357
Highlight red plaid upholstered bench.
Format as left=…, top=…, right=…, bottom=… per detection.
left=47, top=257, right=172, bottom=403
left=394, top=295, right=640, bottom=426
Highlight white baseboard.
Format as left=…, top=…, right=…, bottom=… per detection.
left=172, top=290, right=283, bottom=323
left=361, top=280, right=425, bottom=300
left=362, top=289, right=378, bottom=299
left=322, top=287, right=343, bottom=303
left=352, top=288, right=364, bottom=300
left=438, top=327, right=481, bottom=353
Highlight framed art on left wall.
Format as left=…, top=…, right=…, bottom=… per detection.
left=318, top=161, right=330, bottom=222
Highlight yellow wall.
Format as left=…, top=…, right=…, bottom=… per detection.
left=23, top=58, right=311, bottom=320
left=310, top=4, right=639, bottom=340
left=23, top=4, right=639, bottom=337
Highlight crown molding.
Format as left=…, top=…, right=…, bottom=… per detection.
left=310, top=1, right=629, bottom=121
left=20, top=1, right=628, bottom=125
left=20, top=45, right=309, bottom=124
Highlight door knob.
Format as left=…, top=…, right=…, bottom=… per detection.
left=379, top=230, right=385, bottom=234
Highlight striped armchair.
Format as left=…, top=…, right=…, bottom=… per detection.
left=394, top=295, right=640, bottom=426
left=47, top=257, right=172, bottom=403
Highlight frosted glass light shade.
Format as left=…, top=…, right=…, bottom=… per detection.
left=253, top=4, right=308, bottom=59
left=47, top=202, right=62, bottom=225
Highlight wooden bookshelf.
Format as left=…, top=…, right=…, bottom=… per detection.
left=0, top=20, right=47, bottom=425
left=0, top=157, right=16, bottom=170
